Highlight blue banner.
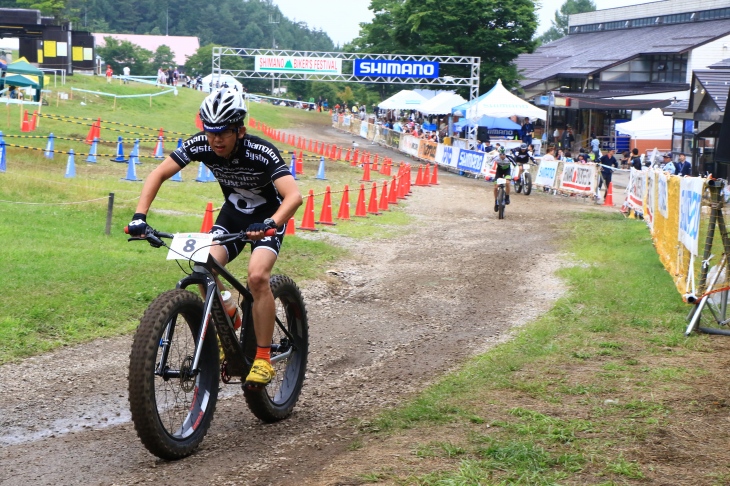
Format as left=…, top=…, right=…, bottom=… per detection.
left=456, top=149, right=486, bottom=173
left=354, top=59, right=439, bottom=79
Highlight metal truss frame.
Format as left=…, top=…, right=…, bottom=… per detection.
left=212, top=47, right=480, bottom=147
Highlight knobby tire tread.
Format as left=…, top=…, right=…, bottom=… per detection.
left=524, top=173, right=532, bottom=195
left=244, top=275, right=309, bottom=423
left=128, top=289, right=219, bottom=460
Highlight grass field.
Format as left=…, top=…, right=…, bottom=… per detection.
left=348, top=211, right=712, bottom=484
left=0, top=74, right=410, bottom=363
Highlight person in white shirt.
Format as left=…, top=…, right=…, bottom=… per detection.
left=123, top=66, right=130, bottom=84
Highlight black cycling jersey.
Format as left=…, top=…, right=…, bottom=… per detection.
left=170, top=133, right=291, bottom=216
left=513, top=151, right=534, bottom=165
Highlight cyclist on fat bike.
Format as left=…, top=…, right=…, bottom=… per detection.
left=493, top=147, right=513, bottom=211
left=127, top=87, right=303, bottom=387
left=512, top=142, right=535, bottom=183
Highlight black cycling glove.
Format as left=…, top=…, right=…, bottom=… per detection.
left=128, top=213, right=148, bottom=237
left=246, top=218, right=277, bottom=234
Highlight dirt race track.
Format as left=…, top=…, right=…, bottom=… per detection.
left=0, top=126, right=609, bottom=485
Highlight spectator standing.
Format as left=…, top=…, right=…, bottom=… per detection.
left=122, top=66, right=130, bottom=84
left=521, top=117, right=534, bottom=146
left=599, top=149, right=618, bottom=199
left=105, top=65, right=113, bottom=83
left=662, top=153, right=676, bottom=174
left=590, top=135, right=601, bottom=160
left=630, top=148, right=642, bottom=171
left=677, top=153, right=691, bottom=176
left=561, top=126, right=574, bottom=151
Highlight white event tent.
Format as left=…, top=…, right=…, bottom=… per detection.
left=453, top=79, right=546, bottom=121
left=615, top=108, right=673, bottom=139
left=417, top=91, right=467, bottom=116
left=378, top=90, right=428, bottom=110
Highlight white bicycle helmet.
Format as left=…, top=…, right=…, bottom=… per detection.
left=199, top=87, right=246, bottom=132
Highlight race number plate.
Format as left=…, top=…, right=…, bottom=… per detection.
left=496, top=178, right=507, bottom=185
left=167, top=233, right=214, bottom=263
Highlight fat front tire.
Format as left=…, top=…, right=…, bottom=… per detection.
left=497, top=187, right=506, bottom=220
left=524, top=173, right=532, bottom=195
left=515, top=179, right=523, bottom=193
left=128, top=289, right=219, bottom=460
left=245, top=275, right=309, bottom=423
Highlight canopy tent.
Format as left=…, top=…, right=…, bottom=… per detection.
left=452, top=79, right=546, bottom=121
left=454, top=115, right=522, bottom=131
left=6, top=57, right=43, bottom=77
left=378, top=90, right=427, bottom=110
left=3, top=73, right=41, bottom=89
left=2, top=57, right=44, bottom=101
left=201, top=73, right=244, bottom=93
left=615, top=108, right=673, bottom=139
left=417, top=91, right=467, bottom=116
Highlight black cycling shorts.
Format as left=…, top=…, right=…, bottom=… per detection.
left=211, top=204, right=286, bottom=262
left=495, top=164, right=512, bottom=180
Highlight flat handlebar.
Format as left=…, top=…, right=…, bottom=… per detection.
left=124, top=225, right=276, bottom=248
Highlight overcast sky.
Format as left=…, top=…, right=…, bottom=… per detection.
left=272, top=0, right=654, bottom=47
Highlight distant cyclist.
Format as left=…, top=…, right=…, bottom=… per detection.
left=512, top=143, right=535, bottom=183
left=493, top=147, right=514, bottom=211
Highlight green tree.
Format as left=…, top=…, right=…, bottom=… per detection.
left=152, top=45, right=175, bottom=70
left=536, top=0, right=596, bottom=45
left=337, top=86, right=354, bottom=105
left=15, top=0, right=66, bottom=18
left=351, top=0, right=538, bottom=93
left=96, top=37, right=154, bottom=76
left=183, top=43, right=245, bottom=77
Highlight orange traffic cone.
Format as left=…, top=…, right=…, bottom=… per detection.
left=367, top=182, right=381, bottom=215
left=388, top=177, right=399, bottom=205
left=361, top=161, right=371, bottom=182
left=430, top=163, right=439, bottom=185
left=354, top=184, right=368, bottom=217
left=378, top=180, right=389, bottom=211
left=85, top=121, right=96, bottom=143
left=603, top=182, right=614, bottom=206
left=94, top=118, right=101, bottom=140
left=307, top=139, right=313, bottom=152
left=21, top=110, right=30, bottom=132
left=344, top=149, right=351, bottom=163
left=337, top=185, right=351, bottom=220
left=195, top=112, right=204, bottom=131
left=30, top=110, right=38, bottom=131
left=296, top=151, right=304, bottom=174
left=423, top=164, right=431, bottom=185
left=200, top=202, right=214, bottom=232
left=285, top=217, right=296, bottom=235
left=298, top=190, right=318, bottom=231
left=352, top=149, right=359, bottom=166
left=316, top=186, right=336, bottom=225
left=415, top=165, right=424, bottom=185
left=373, top=154, right=379, bottom=172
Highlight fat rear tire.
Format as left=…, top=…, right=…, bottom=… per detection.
left=244, top=275, right=309, bottom=422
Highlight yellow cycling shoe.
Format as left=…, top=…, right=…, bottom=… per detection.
left=245, top=359, right=275, bottom=386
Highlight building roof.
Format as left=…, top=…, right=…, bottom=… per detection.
left=695, top=69, right=730, bottom=112
left=709, top=58, right=730, bottom=69
left=516, top=19, right=730, bottom=89
left=93, top=33, right=199, bottom=67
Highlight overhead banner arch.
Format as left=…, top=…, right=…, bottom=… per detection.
left=212, top=47, right=481, bottom=147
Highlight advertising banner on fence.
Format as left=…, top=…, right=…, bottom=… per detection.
left=435, top=144, right=458, bottom=168
left=480, top=153, right=498, bottom=179
left=359, top=121, right=369, bottom=139
left=457, top=149, right=486, bottom=174
left=255, top=56, right=342, bottom=74
left=400, top=134, right=420, bottom=157
left=342, top=115, right=351, bottom=127
left=418, top=140, right=438, bottom=162
left=644, top=170, right=655, bottom=228
left=679, top=177, right=704, bottom=256
left=354, top=59, right=439, bottom=79
left=535, top=160, right=559, bottom=187
left=559, top=163, right=597, bottom=194
left=658, top=172, right=669, bottom=219
left=626, top=168, right=645, bottom=213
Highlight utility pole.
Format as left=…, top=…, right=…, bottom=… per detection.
left=269, top=13, right=279, bottom=96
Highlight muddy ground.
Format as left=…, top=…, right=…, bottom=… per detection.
left=1, top=124, right=611, bottom=485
